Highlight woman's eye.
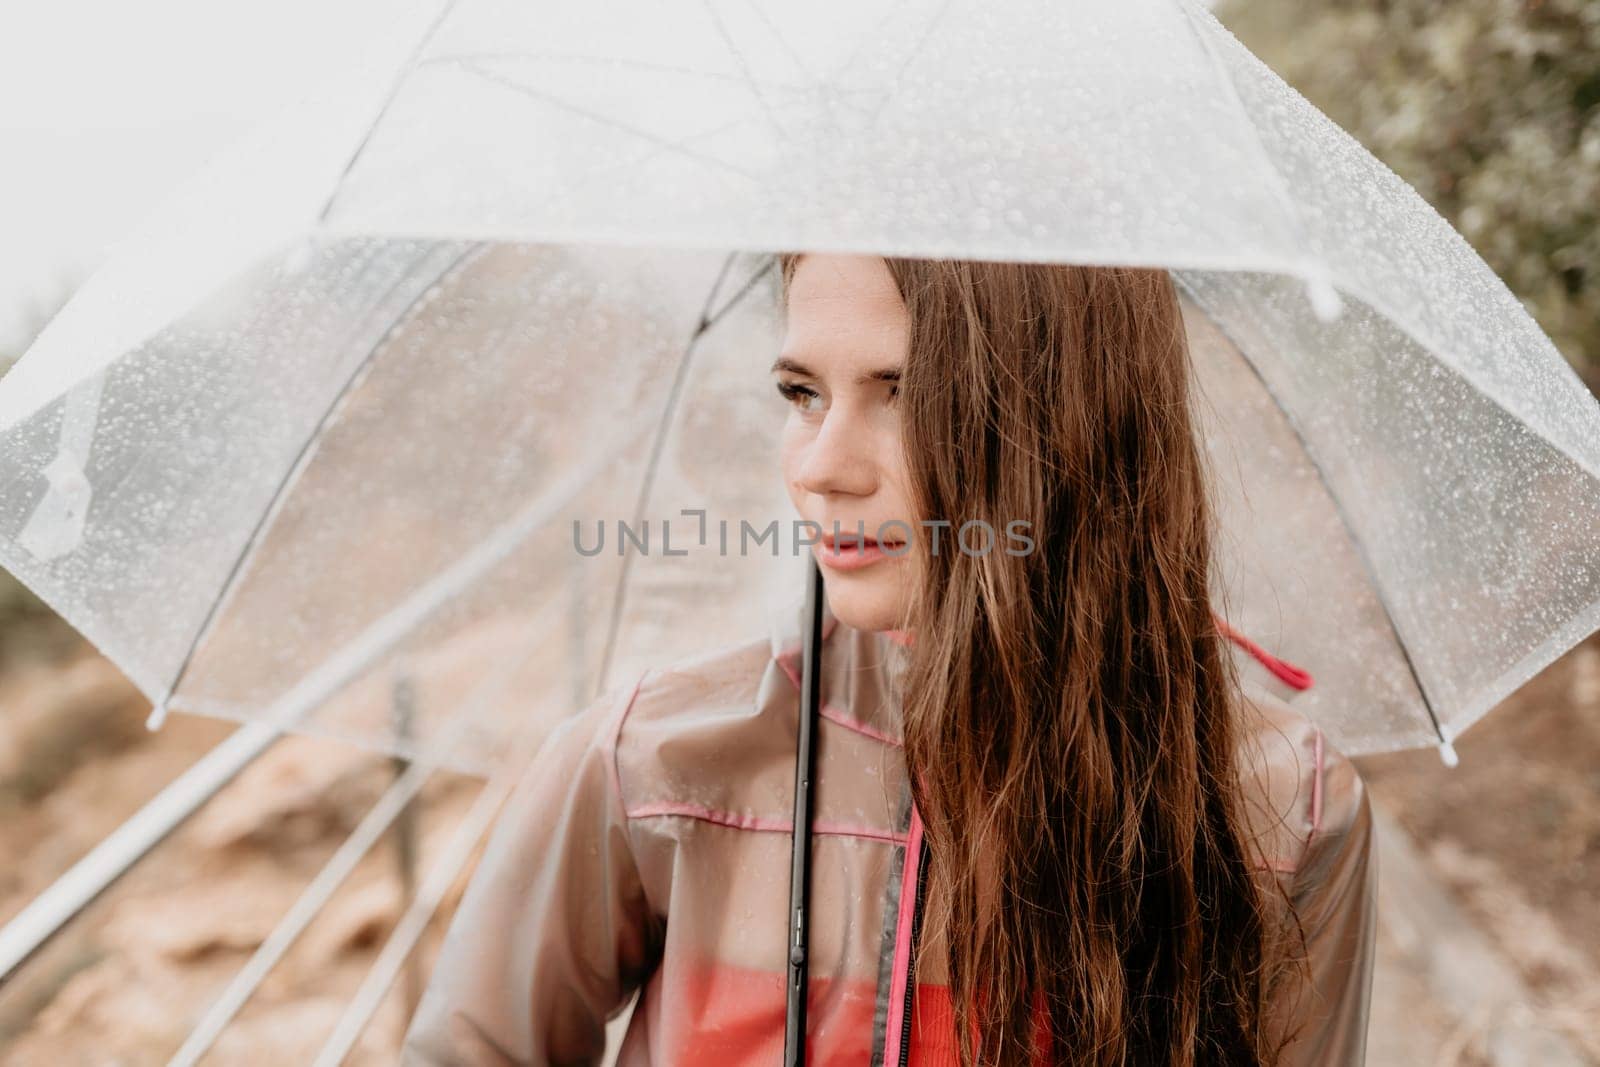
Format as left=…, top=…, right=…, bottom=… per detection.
left=775, top=380, right=823, bottom=414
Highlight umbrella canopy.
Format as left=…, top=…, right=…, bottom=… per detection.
left=1, top=0, right=1597, bottom=772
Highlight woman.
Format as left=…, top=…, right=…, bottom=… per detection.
left=401, top=253, right=1378, bottom=1065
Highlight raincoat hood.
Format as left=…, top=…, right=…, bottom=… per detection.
left=402, top=617, right=1376, bottom=1065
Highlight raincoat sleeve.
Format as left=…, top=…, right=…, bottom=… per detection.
left=1273, top=733, right=1379, bottom=1066
left=401, top=670, right=659, bottom=1066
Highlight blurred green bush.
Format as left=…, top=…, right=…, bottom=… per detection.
left=1218, top=0, right=1600, bottom=395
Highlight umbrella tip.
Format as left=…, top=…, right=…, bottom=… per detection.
left=1305, top=276, right=1345, bottom=324
left=1436, top=737, right=1459, bottom=768
left=145, top=702, right=170, bottom=731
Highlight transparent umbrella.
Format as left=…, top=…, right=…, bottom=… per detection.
left=2, top=0, right=1597, bottom=785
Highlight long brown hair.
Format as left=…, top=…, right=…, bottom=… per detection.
left=778, top=253, right=1306, bottom=1065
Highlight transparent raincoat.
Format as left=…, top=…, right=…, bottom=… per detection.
left=400, top=606, right=1376, bottom=1065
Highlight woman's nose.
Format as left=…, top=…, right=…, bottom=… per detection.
left=796, top=407, right=878, bottom=498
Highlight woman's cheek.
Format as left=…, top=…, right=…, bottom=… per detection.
left=778, top=434, right=807, bottom=512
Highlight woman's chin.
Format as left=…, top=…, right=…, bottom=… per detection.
left=819, top=578, right=907, bottom=634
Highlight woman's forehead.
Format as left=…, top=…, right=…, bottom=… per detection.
left=782, top=254, right=908, bottom=363
left=787, top=253, right=900, bottom=304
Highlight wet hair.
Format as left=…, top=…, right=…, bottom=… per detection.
left=778, top=254, right=1309, bottom=1066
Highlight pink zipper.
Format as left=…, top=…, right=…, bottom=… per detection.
left=884, top=802, right=926, bottom=1063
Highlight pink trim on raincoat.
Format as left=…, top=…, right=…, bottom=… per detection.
left=401, top=618, right=1376, bottom=1065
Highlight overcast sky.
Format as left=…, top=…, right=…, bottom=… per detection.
left=0, top=0, right=396, bottom=354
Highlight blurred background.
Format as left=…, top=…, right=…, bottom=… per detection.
left=1, top=0, right=1596, bottom=1062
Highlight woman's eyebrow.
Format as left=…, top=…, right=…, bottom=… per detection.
left=769, top=355, right=902, bottom=386
left=769, top=356, right=813, bottom=376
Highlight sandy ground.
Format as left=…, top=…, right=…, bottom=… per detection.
left=0, top=630, right=1596, bottom=1063
left=0, top=645, right=482, bottom=1064
left=1356, top=629, right=1600, bottom=1063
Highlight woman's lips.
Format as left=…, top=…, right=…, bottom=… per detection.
left=817, top=531, right=906, bottom=571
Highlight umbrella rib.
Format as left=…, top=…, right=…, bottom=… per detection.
left=449, top=60, right=765, bottom=184
left=859, top=0, right=954, bottom=131
left=706, top=252, right=779, bottom=330
left=701, top=0, right=793, bottom=143
left=592, top=252, right=776, bottom=697
left=591, top=253, right=736, bottom=698
left=196, top=422, right=637, bottom=740
left=827, top=0, right=913, bottom=85
left=1325, top=280, right=1600, bottom=485
left=148, top=243, right=486, bottom=728
left=1180, top=0, right=1600, bottom=483
left=315, top=0, right=464, bottom=227
left=1, top=407, right=623, bottom=984
left=439, top=62, right=762, bottom=216
left=738, top=0, right=816, bottom=84
left=1173, top=0, right=1334, bottom=297
left=424, top=48, right=809, bottom=93
left=1173, top=273, right=1453, bottom=753
left=0, top=246, right=483, bottom=985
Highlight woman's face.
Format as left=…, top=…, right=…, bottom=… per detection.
left=773, top=254, right=917, bottom=633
